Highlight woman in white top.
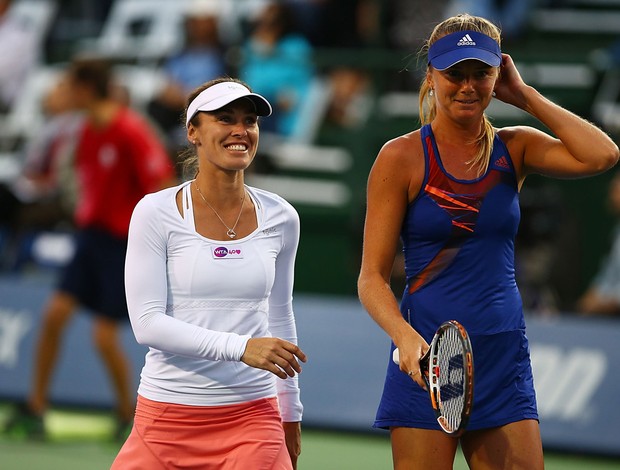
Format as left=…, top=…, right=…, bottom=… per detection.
left=112, top=78, right=307, bottom=470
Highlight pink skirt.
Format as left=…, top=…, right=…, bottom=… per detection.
left=111, top=395, right=292, bottom=470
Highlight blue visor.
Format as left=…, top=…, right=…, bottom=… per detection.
left=428, top=30, right=502, bottom=70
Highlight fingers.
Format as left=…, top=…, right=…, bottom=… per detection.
left=395, top=344, right=429, bottom=391
left=273, top=350, right=299, bottom=378
left=287, top=342, right=307, bottom=364
left=408, top=367, right=428, bottom=391
left=405, top=366, right=425, bottom=389
left=270, top=342, right=305, bottom=378
left=241, top=338, right=307, bottom=379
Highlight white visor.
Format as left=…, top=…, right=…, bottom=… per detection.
left=186, top=82, right=272, bottom=127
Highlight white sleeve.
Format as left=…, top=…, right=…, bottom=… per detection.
left=269, top=202, right=303, bottom=422
left=124, top=196, right=251, bottom=361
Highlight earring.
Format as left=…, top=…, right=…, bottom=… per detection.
left=492, top=91, right=496, bottom=97
left=429, top=89, right=434, bottom=97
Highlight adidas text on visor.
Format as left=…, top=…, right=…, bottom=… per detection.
left=186, top=82, right=272, bottom=127
left=428, top=30, right=502, bottom=71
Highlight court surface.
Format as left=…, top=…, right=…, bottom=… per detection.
left=1, top=404, right=619, bottom=469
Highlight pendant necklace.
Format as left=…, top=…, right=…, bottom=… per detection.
left=194, top=182, right=246, bottom=239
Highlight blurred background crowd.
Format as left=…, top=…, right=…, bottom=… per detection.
left=1, top=0, right=620, bottom=316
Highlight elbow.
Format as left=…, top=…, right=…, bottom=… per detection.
left=357, top=273, right=368, bottom=302
left=586, top=145, right=620, bottom=175
left=357, top=272, right=376, bottom=307
left=132, top=329, right=151, bottom=347
left=600, top=142, right=620, bottom=172
left=130, top=316, right=158, bottom=347
left=609, top=144, right=620, bottom=170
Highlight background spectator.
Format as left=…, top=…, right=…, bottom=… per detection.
left=147, top=0, right=227, bottom=157
left=323, top=66, right=372, bottom=129
left=3, top=57, right=176, bottom=440
left=576, top=171, right=620, bottom=316
left=238, top=1, right=315, bottom=137
left=0, top=0, right=39, bottom=113
left=444, top=0, right=536, bottom=40
left=0, top=74, right=83, bottom=270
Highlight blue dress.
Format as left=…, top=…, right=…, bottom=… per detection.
left=374, top=124, right=538, bottom=431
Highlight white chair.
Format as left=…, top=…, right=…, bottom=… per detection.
left=8, top=0, right=58, bottom=57
left=0, top=65, right=63, bottom=148
left=77, top=0, right=192, bottom=63
left=115, top=64, right=167, bottom=111
left=592, top=67, right=620, bottom=134
left=0, top=0, right=59, bottom=152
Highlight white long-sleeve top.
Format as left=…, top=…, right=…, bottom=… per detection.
left=124, top=180, right=302, bottom=421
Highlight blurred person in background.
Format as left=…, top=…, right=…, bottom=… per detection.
left=10, top=75, right=82, bottom=216
left=0, top=0, right=39, bottom=114
left=147, top=0, right=227, bottom=158
left=322, top=66, right=372, bottom=130
left=0, top=73, right=83, bottom=270
left=576, top=170, right=620, bottom=317
left=444, top=0, right=536, bottom=40
left=315, top=0, right=381, bottom=48
left=3, top=56, right=176, bottom=441
left=385, top=0, right=450, bottom=89
left=112, top=77, right=305, bottom=469
left=238, top=1, right=315, bottom=137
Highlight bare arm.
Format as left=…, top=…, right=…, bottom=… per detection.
left=494, top=54, right=619, bottom=181
left=577, top=288, right=620, bottom=316
left=357, top=135, right=428, bottom=388
left=283, top=421, right=301, bottom=469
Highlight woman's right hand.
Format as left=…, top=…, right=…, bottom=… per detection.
left=395, top=332, right=429, bottom=390
left=241, top=337, right=307, bottom=379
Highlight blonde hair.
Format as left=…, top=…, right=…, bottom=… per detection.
left=419, top=14, right=502, bottom=176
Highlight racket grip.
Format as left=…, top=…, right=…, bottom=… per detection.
left=392, top=348, right=400, bottom=365
left=393, top=347, right=429, bottom=369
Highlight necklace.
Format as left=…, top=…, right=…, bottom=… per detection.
left=194, top=182, right=246, bottom=239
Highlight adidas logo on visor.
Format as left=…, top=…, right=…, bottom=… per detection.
left=457, top=34, right=476, bottom=46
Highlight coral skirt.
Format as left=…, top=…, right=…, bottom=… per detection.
left=111, top=395, right=291, bottom=469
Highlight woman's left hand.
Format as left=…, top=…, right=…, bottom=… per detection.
left=492, top=53, right=531, bottom=110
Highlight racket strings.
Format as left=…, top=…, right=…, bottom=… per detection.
left=433, top=327, right=466, bottom=432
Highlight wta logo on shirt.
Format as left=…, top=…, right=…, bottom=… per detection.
left=212, top=246, right=243, bottom=259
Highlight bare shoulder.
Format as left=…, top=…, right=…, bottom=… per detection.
left=381, top=130, right=422, bottom=156
left=369, top=130, right=425, bottom=200
left=374, top=130, right=423, bottom=172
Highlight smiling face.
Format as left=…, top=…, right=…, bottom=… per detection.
left=187, top=98, right=260, bottom=173
left=428, top=59, right=498, bottom=122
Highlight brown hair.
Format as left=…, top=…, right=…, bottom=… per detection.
left=68, top=56, right=115, bottom=99
left=419, top=14, right=502, bottom=176
left=180, top=77, right=255, bottom=179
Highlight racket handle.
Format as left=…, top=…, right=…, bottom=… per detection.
left=392, top=348, right=400, bottom=365
left=419, top=349, right=430, bottom=370
left=393, top=347, right=430, bottom=370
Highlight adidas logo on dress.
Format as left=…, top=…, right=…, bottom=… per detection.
left=457, top=34, right=476, bottom=46
left=495, top=156, right=510, bottom=169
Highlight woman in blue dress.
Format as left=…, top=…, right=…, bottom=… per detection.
left=357, top=13, right=619, bottom=470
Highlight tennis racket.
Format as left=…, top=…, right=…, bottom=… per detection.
left=392, top=320, right=474, bottom=436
